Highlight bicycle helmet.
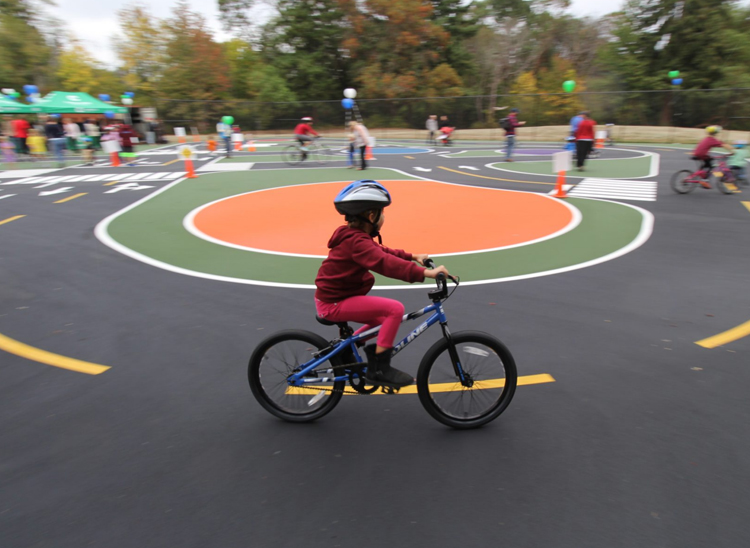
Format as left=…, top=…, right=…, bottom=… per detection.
left=706, top=125, right=722, bottom=135
left=334, top=180, right=391, bottom=241
left=301, top=117, right=313, bottom=122
left=734, top=140, right=747, bottom=148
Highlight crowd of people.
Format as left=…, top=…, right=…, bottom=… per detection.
left=0, top=115, right=139, bottom=167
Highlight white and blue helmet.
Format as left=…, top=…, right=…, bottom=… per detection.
left=334, top=180, right=391, bottom=217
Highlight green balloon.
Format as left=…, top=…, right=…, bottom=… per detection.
left=222, top=116, right=234, bottom=125
left=562, top=80, right=576, bottom=93
left=668, top=70, right=680, bottom=78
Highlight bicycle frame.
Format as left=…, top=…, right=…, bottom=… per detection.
left=288, top=300, right=466, bottom=387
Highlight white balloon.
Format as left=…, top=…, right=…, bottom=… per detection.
left=1, top=88, right=14, bottom=95
left=343, top=88, right=357, bottom=99
left=122, top=97, right=133, bottom=105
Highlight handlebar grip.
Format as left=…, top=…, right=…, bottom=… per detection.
left=424, top=258, right=436, bottom=269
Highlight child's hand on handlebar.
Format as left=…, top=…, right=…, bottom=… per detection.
left=424, top=265, right=451, bottom=279
left=413, top=253, right=430, bottom=266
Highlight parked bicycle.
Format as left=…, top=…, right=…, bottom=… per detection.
left=282, top=137, right=331, bottom=166
left=248, top=260, right=518, bottom=429
left=670, top=154, right=746, bottom=195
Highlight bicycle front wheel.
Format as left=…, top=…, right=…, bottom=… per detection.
left=670, top=170, right=696, bottom=194
left=417, top=331, right=517, bottom=429
left=710, top=172, right=734, bottom=194
left=308, top=144, right=329, bottom=165
left=248, top=330, right=345, bottom=423
left=282, top=145, right=303, bottom=166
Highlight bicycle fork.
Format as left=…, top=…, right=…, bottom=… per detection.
left=439, top=321, right=473, bottom=388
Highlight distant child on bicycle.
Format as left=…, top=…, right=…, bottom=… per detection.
left=692, top=126, right=734, bottom=175
left=314, top=180, right=451, bottom=389
left=294, top=117, right=319, bottom=160
left=728, top=141, right=749, bottom=183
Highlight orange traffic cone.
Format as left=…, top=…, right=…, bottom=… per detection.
left=595, top=137, right=604, bottom=149
left=553, top=170, right=567, bottom=198
left=246, top=140, right=256, bottom=152
left=110, top=151, right=120, bottom=167
left=365, top=146, right=373, bottom=161
left=185, top=158, right=197, bottom=179
left=207, top=140, right=217, bottom=152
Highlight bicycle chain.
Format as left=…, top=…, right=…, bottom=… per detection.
left=291, top=362, right=396, bottom=396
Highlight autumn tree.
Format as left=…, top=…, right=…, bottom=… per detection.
left=0, top=0, right=53, bottom=91
left=113, top=5, right=164, bottom=101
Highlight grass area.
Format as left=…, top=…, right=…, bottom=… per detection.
left=489, top=156, right=654, bottom=179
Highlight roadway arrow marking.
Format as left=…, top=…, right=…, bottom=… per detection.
left=39, top=187, right=74, bottom=196
left=104, top=183, right=155, bottom=194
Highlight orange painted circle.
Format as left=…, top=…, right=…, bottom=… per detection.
left=192, top=180, right=573, bottom=256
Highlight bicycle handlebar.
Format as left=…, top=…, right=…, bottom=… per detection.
left=424, top=259, right=457, bottom=285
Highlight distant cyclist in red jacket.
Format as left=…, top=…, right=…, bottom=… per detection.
left=314, top=181, right=451, bottom=388
left=573, top=111, right=596, bottom=171
left=692, top=126, right=734, bottom=176
left=294, top=116, right=319, bottom=160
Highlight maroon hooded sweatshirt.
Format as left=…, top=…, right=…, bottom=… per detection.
left=315, top=225, right=426, bottom=303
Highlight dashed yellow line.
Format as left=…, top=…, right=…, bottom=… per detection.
left=287, top=373, right=555, bottom=396
left=54, top=193, right=87, bottom=204
left=438, top=166, right=555, bottom=186
left=0, top=332, right=110, bottom=375
left=0, top=215, right=25, bottom=226
left=742, top=201, right=750, bottom=213
left=103, top=180, right=120, bottom=186
left=695, top=320, right=750, bottom=349
left=161, top=158, right=181, bottom=166
left=405, top=155, right=415, bottom=159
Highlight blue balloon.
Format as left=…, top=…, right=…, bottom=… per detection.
left=125, top=91, right=135, bottom=98
left=342, top=98, right=354, bottom=109
left=99, top=94, right=110, bottom=102
left=104, top=111, right=115, bottom=119
left=23, top=84, right=34, bottom=94
left=672, top=78, right=683, bottom=85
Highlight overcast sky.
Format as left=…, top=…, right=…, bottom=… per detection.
left=50, top=0, right=623, bottom=67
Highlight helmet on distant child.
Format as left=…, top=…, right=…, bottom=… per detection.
left=301, top=117, right=313, bottom=123
left=706, top=125, right=722, bottom=135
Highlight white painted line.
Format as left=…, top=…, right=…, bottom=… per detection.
left=458, top=166, right=480, bottom=171
left=85, top=174, right=116, bottom=181
left=161, top=172, right=186, bottom=179
left=197, top=163, right=255, bottom=171
left=65, top=175, right=101, bottom=182
left=39, top=186, right=73, bottom=196
left=0, top=169, right=60, bottom=179
left=413, top=167, right=432, bottom=172
left=124, top=173, right=153, bottom=181
left=0, top=194, right=16, bottom=200
left=2, top=176, right=47, bottom=185
left=145, top=173, right=174, bottom=180
left=568, top=191, right=655, bottom=202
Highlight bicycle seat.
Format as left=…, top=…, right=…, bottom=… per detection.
left=315, top=315, right=349, bottom=328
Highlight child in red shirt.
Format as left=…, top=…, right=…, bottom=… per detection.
left=315, top=180, right=450, bottom=388
left=692, top=126, right=734, bottom=175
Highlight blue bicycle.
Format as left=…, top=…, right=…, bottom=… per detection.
left=248, top=261, right=518, bottom=429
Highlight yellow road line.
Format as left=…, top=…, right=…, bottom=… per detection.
left=742, top=201, right=750, bottom=213
left=438, top=166, right=555, bottom=186
left=103, top=180, right=120, bottom=186
left=405, top=155, right=415, bottom=159
left=695, top=320, right=750, bottom=349
left=0, top=332, right=110, bottom=375
left=161, top=158, right=181, bottom=166
left=0, top=215, right=25, bottom=226
left=287, top=373, right=555, bottom=396
left=54, top=192, right=87, bottom=204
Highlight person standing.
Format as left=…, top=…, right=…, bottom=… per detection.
left=44, top=117, right=66, bottom=167
left=503, top=108, right=525, bottom=162
left=84, top=119, right=101, bottom=150
left=64, top=118, right=81, bottom=152
left=574, top=112, right=596, bottom=171
left=426, top=115, right=438, bottom=145
left=216, top=118, right=232, bottom=157
left=11, top=115, right=31, bottom=156
left=350, top=120, right=370, bottom=170
left=117, top=123, right=138, bottom=166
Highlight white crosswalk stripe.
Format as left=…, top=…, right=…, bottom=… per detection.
left=124, top=173, right=153, bottom=181
left=567, top=178, right=657, bottom=202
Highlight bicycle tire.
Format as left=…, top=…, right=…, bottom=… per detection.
left=282, top=145, right=304, bottom=166
left=248, top=330, right=345, bottom=423
left=710, top=172, right=734, bottom=194
left=416, top=331, right=517, bottom=429
left=308, top=144, right=329, bottom=165
left=670, top=170, right=696, bottom=194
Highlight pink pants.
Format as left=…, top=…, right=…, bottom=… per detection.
left=316, top=296, right=405, bottom=348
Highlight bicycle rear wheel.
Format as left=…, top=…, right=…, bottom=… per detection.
left=248, top=330, right=345, bottom=423
left=308, top=144, right=330, bottom=165
left=282, top=145, right=304, bottom=166
left=670, top=170, right=696, bottom=194
left=416, top=331, right=517, bottom=429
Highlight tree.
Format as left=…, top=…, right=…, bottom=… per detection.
left=0, top=0, right=52, bottom=91
left=56, top=40, right=102, bottom=94
left=158, top=1, right=231, bottom=127
left=113, top=5, right=165, bottom=102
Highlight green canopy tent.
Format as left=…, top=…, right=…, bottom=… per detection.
left=0, top=95, right=34, bottom=114
left=29, top=92, right=128, bottom=114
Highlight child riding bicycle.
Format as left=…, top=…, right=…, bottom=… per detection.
left=314, top=180, right=451, bottom=389
left=692, top=126, right=734, bottom=179
left=294, top=117, right=320, bottom=160
left=728, top=141, right=749, bottom=184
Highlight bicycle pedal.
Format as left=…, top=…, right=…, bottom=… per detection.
left=381, top=386, right=399, bottom=395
